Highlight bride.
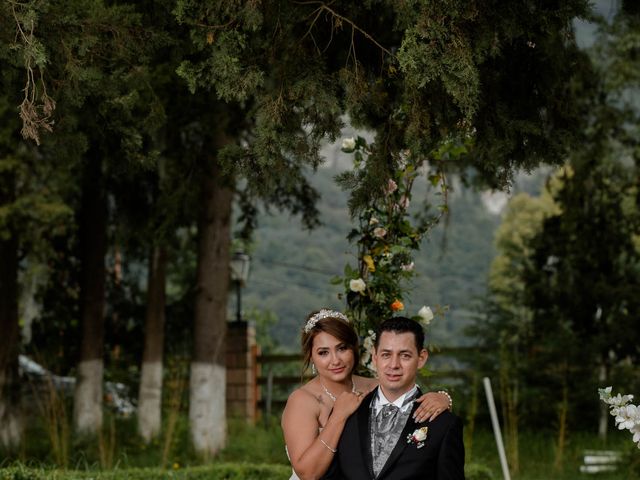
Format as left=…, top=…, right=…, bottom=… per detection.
left=281, top=309, right=452, bottom=480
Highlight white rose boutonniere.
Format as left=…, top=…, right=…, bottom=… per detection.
left=406, top=426, right=428, bottom=449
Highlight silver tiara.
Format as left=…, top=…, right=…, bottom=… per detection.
left=304, top=309, right=349, bottom=333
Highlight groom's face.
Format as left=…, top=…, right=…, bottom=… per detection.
left=373, top=331, right=428, bottom=401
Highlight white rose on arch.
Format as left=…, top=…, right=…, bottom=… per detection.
left=341, top=137, right=356, bottom=151
left=417, top=306, right=434, bottom=325
left=349, top=278, right=366, bottom=293
left=361, top=330, right=377, bottom=373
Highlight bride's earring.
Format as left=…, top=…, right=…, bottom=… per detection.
left=311, top=363, right=317, bottom=375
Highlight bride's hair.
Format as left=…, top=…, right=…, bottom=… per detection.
left=301, top=309, right=359, bottom=376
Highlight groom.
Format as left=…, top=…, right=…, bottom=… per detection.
left=323, top=316, right=465, bottom=480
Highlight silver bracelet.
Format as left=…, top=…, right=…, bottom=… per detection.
left=320, top=438, right=337, bottom=453
left=438, top=390, right=453, bottom=410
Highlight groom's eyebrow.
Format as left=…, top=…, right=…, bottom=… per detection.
left=380, top=348, right=413, bottom=355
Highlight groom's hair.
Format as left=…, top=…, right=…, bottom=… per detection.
left=374, top=316, right=425, bottom=352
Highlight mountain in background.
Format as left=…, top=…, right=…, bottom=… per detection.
left=239, top=141, right=549, bottom=350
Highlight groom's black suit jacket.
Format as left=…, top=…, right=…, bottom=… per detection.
left=322, top=387, right=465, bottom=480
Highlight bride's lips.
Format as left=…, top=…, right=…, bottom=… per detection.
left=329, top=367, right=346, bottom=374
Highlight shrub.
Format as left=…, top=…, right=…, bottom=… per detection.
left=0, top=463, right=291, bottom=480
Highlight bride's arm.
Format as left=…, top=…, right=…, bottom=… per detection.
left=355, top=375, right=451, bottom=423
left=413, top=391, right=452, bottom=422
left=281, top=388, right=362, bottom=480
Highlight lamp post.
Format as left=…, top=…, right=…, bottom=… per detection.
left=230, top=251, right=250, bottom=323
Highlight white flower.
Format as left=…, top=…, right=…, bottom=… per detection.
left=406, top=426, right=428, bottom=448
left=617, top=405, right=640, bottom=430
left=400, top=262, right=414, bottom=272
left=349, top=278, right=366, bottom=293
left=369, top=217, right=379, bottom=225
left=361, top=330, right=377, bottom=373
left=397, top=150, right=410, bottom=170
left=398, top=195, right=410, bottom=210
left=373, top=227, right=387, bottom=238
left=600, top=387, right=640, bottom=448
left=341, top=137, right=356, bottom=150
left=412, top=427, right=428, bottom=442
left=418, top=306, right=434, bottom=325
left=608, top=393, right=635, bottom=406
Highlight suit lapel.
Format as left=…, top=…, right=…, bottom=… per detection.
left=358, top=389, right=376, bottom=479
left=376, top=388, right=422, bottom=480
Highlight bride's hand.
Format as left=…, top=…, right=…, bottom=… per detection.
left=413, top=391, right=451, bottom=422
left=331, top=390, right=365, bottom=421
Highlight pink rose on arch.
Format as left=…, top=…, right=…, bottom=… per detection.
left=385, top=179, right=398, bottom=195
left=373, top=227, right=387, bottom=238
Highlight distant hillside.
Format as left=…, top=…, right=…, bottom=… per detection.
left=240, top=145, right=548, bottom=350
left=240, top=2, right=603, bottom=349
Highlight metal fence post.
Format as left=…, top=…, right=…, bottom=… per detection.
left=483, top=377, right=511, bottom=480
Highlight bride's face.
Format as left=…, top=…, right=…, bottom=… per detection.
left=311, top=331, right=355, bottom=383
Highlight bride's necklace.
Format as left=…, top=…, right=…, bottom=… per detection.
left=320, top=379, right=356, bottom=402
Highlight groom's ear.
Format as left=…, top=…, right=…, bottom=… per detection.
left=417, top=348, right=428, bottom=369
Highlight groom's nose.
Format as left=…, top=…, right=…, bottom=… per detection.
left=389, top=355, right=401, bottom=369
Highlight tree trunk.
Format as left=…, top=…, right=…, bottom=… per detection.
left=597, top=362, right=608, bottom=439
left=138, top=245, right=167, bottom=442
left=189, top=155, right=233, bottom=456
left=73, top=156, right=107, bottom=435
left=0, top=226, right=23, bottom=448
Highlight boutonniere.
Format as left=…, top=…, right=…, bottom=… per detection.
left=406, top=426, right=428, bottom=449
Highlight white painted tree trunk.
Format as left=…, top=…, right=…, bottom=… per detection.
left=138, top=361, right=163, bottom=441
left=0, top=372, right=22, bottom=448
left=189, top=362, right=226, bottom=455
left=189, top=152, right=232, bottom=456
left=0, top=404, right=22, bottom=448
left=598, top=363, right=608, bottom=439
left=73, top=359, right=103, bottom=435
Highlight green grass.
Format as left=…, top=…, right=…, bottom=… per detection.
left=3, top=412, right=640, bottom=479
left=469, top=429, right=640, bottom=480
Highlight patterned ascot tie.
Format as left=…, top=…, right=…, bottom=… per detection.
left=375, top=403, right=400, bottom=434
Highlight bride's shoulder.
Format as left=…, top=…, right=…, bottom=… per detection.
left=286, top=382, right=321, bottom=406
left=353, top=375, right=378, bottom=391
left=283, top=383, right=321, bottom=421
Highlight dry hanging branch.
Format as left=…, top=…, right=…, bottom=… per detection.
left=11, top=1, right=56, bottom=145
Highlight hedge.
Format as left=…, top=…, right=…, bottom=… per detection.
left=0, top=462, right=493, bottom=479
left=0, top=463, right=291, bottom=480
